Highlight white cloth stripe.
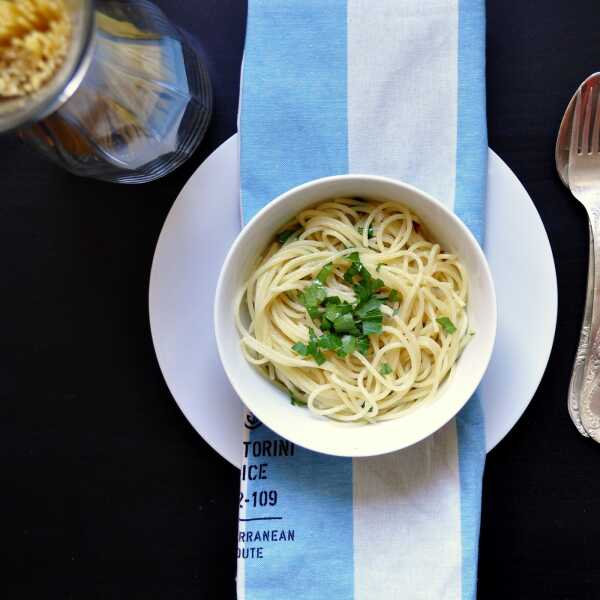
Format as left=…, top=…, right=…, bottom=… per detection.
left=347, top=0, right=459, bottom=211
left=353, top=424, right=461, bottom=600
left=348, top=0, right=462, bottom=597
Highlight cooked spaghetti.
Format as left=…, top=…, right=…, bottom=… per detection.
left=235, top=197, right=471, bottom=423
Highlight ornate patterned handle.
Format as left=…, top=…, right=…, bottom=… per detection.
left=568, top=223, right=593, bottom=437
left=580, top=207, right=600, bottom=441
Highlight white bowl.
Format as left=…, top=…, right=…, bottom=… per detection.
left=214, top=175, right=496, bottom=457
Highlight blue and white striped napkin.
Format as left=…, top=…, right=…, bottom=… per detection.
left=237, top=1, right=487, bottom=598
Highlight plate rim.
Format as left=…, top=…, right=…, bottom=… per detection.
left=484, top=148, right=558, bottom=450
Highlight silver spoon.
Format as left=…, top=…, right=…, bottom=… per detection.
left=555, top=75, right=595, bottom=437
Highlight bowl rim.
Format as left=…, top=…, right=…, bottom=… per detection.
left=214, top=173, right=497, bottom=457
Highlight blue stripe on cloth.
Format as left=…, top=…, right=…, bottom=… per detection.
left=240, top=0, right=350, bottom=223
left=243, top=425, right=354, bottom=600
left=454, top=1, right=487, bottom=599
left=240, top=2, right=354, bottom=599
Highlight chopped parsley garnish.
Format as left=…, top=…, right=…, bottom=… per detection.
left=306, top=306, right=322, bottom=320
left=379, top=363, right=392, bottom=376
left=317, top=263, right=334, bottom=284
left=340, top=334, right=356, bottom=356
left=299, top=282, right=327, bottom=308
left=333, top=312, right=360, bottom=334
left=324, top=299, right=353, bottom=323
left=290, top=392, right=306, bottom=406
left=317, top=332, right=342, bottom=351
left=292, top=329, right=326, bottom=365
left=358, top=225, right=375, bottom=239
left=291, top=341, right=308, bottom=356
left=277, top=226, right=301, bottom=244
left=291, top=252, right=389, bottom=362
left=356, top=336, right=370, bottom=354
left=362, top=319, right=383, bottom=335
left=343, top=252, right=361, bottom=281
left=388, top=289, right=399, bottom=303
left=343, top=253, right=384, bottom=304
left=320, top=318, right=332, bottom=331
left=355, top=296, right=384, bottom=335
left=355, top=297, right=383, bottom=319
left=437, top=317, right=457, bottom=334
left=308, top=329, right=326, bottom=364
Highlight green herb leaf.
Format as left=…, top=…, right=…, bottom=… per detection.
left=325, top=296, right=342, bottom=305
left=300, top=282, right=327, bottom=308
left=292, top=342, right=308, bottom=356
left=290, top=392, right=306, bottom=406
left=306, top=306, right=322, bottom=319
left=437, top=316, right=457, bottom=334
left=340, top=335, right=356, bottom=356
left=313, top=351, right=326, bottom=365
left=321, top=318, right=333, bottom=331
left=327, top=254, right=389, bottom=340
left=388, top=289, right=399, bottom=303
left=350, top=260, right=385, bottom=303
left=355, top=297, right=384, bottom=319
left=362, top=318, right=383, bottom=335
left=379, top=363, right=392, bottom=376
left=317, top=263, right=334, bottom=284
left=294, top=329, right=326, bottom=365
left=357, top=336, right=370, bottom=355
left=343, top=253, right=363, bottom=283
left=344, top=264, right=361, bottom=283
left=293, top=329, right=337, bottom=364
left=352, top=282, right=370, bottom=304
left=333, top=312, right=359, bottom=334
left=324, top=301, right=353, bottom=323
left=305, top=332, right=317, bottom=356
left=277, top=226, right=301, bottom=244
left=358, top=225, right=374, bottom=239
left=318, top=332, right=342, bottom=351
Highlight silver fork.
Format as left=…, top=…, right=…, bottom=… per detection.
left=569, top=77, right=600, bottom=442
left=556, top=78, right=593, bottom=436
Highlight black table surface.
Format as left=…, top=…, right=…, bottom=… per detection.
left=3, top=1, right=600, bottom=598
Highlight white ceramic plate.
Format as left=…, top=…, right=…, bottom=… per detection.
left=149, top=134, right=557, bottom=468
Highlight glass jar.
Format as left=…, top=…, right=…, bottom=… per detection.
left=0, top=0, right=212, bottom=183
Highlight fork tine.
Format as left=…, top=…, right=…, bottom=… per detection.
left=593, top=89, right=600, bottom=154
left=582, top=85, right=594, bottom=154
left=571, top=87, right=583, bottom=157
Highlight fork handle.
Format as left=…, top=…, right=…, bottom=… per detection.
left=579, top=206, right=600, bottom=441
left=568, top=222, right=593, bottom=437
